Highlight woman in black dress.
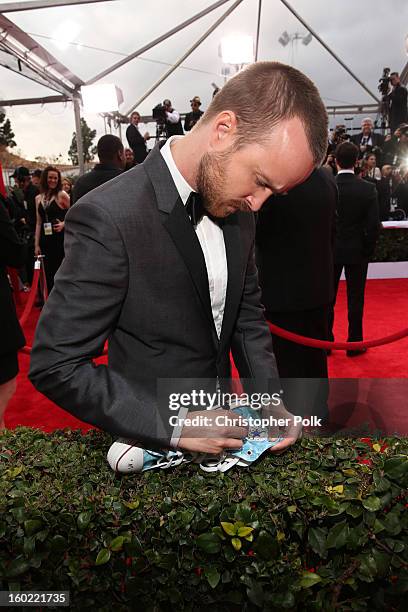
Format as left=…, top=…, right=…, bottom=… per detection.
left=0, top=202, right=27, bottom=429
left=34, top=166, right=70, bottom=294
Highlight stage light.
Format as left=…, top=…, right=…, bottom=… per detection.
left=81, top=84, right=124, bottom=113
left=220, top=35, right=254, bottom=65
left=302, top=32, right=313, bottom=46
left=53, top=20, right=81, bottom=51
left=278, top=31, right=290, bottom=47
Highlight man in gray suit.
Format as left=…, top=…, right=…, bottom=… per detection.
left=29, top=62, right=328, bottom=458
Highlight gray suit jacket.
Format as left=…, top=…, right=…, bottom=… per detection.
left=29, top=145, right=278, bottom=446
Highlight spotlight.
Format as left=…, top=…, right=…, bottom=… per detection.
left=220, top=35, right=254, bottom=65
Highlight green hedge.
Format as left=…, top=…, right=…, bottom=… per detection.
left=0, top=429, right=407, bottom=611
left=371, top=229, right=408, bottom=262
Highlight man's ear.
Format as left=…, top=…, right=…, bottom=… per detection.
left=209, top=111, right=238, bottom=150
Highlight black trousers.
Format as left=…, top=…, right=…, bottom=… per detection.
left=266, top=306, right=330, bottom=418
left=328, top=261, right=369, bottom=342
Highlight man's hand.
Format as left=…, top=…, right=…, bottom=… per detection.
left=263, top=401, right=302, bottom=454
left=177, top=409, right=248, bottom=455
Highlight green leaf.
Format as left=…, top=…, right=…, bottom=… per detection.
left=24, top=520, right=43, bottom=537
left=362, top=496, right=381, bottom=512
left=276, top=531, right=285, bottom=542
left=49, top=535, right=67, bottom=553
left=327, top=521, right=349, bottom=549
left=308, top=526, right=328, bottom=558
left=231, top=537, right=242, bottom=551
left=271, top=591, right=296, bottom=608
left=204, top=566, right=220, bottom=589
left=221, top=522, right=236, bottom=536
left=212, top=526, right=226, bottom=540
left=287, top=505, right=297, bottom=513
left=8, top=466, right=23, bottom=479
left=254, top=531, right=278, bottom=559
left=383, top=511, right=402, bottom=536
left=109, top=536, right=124, bottom=552
left=383, top=457, right=408, bottom=481
left=358, top=554, right=377, bottom=580
left=77, top=511, right=92, bottom=530
left=123, top=499, right=140, bottom=509
left=373, top=471, right=391, bottom=492
left=237, top=526, right=253, bottom=537
left=196, top=533, right=221, bottom=554
left=6, top=558, right=30, bottom=578
left=247, top=583, right=264, bottom=607
left=95, top=548, right=111, bottom=566
left=299, top=571, right=323, bottom=588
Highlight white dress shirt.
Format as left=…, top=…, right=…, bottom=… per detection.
left=161, top=136, right=228, bottom=339
left=161, top=136, right=228, bottom=447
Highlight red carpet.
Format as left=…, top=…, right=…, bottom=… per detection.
left=5, top=279, right=408, bottom=433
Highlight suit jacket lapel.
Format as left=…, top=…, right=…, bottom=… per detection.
left=144, top=145, right=214, bottom=328
left=163, top=200, right=214, bottom=326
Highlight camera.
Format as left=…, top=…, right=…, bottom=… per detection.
left=152, top=103, right=167, bottom=123
left=378, top=67, right=391, bottom=97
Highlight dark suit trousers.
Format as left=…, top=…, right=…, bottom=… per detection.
left=329, top=261, right=369, bottom=342
left=266, top=306, right=329, bottom=418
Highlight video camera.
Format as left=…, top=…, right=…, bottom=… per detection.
left=378, top=67, right=391, bottom=97
left=152, top=103, right=167, bottom=124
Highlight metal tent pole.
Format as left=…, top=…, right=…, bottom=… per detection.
left=255, top=0, right=262, bottom=61
left=0, top=0, right=117, bottom=12
left=126, top=0, right=244, bottom=116
left=73, top=94, right=85, bottom=176
left=85, top=0, right=233, bottom=86
left=278, top=0, right=380, bottom=104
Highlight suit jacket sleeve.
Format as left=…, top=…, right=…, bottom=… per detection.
left=230, top=236, right=280, bottom=392
left=363, top=185, right=381, bottom=257
left=28, top=200, right=169, bottom=446
left=0, top=202, right=27, bottom=269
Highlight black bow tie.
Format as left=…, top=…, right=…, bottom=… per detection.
left=186, top=191, right=205, bottom=227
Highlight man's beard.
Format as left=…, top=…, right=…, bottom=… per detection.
left=196, top=149, right=250, bottom=217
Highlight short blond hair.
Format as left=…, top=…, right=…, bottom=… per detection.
left=201, top=61, right=328, bottom=165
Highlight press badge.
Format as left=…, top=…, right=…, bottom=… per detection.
left=43, top=222, right=53, bottom=235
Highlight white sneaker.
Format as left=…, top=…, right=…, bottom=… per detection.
left=107, top=440, right=187, bottom=473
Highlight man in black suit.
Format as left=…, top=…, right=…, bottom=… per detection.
left=388, top=72, right=408, bottom=135
left=329, top=142, right=380, bottom=356
left=126, top=111, right=150, bottom=163
left=184, top=96, right=204, bottom=132
left=10, top=166, right=38, bottom=285
left=29, top=61, right=329, bottom=457
left=351, top=118, right=384, bottom=160
left=72, top=135, right=126, bottom=204
left=256, top=168, right=336, bottom=419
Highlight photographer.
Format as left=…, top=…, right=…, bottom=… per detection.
left=388, top=72, right=408, bottom=135
left=328, top=125, right=349, bottom=154
left=162, top=99, right=184, bottom=137
left=126, top=111, right=150, bottom=163
left=351, top=118, right=384, bottom=160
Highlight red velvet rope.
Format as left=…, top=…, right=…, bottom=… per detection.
left=17, top=270, right=408, bottom=355
left=268, top=322, right=408, bottom=350
left=19, top=266, right=40, bottom=328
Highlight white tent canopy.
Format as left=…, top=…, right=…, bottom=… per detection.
left=1, top=0, right=407, bottom=169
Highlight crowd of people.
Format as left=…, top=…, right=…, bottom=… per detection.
left=324, top=116, right=408, bottom=221
left=0, top=62, right=406, bottom=455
